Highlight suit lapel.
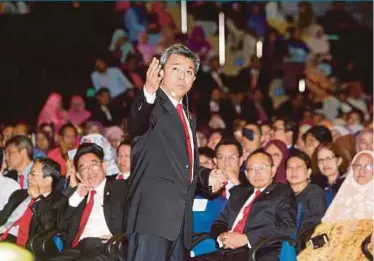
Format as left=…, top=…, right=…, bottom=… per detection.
left=103, top=182, right=112, bottom=232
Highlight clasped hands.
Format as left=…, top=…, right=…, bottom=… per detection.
left=218, top=232, right=248, bottom=249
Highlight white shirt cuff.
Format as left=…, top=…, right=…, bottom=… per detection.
left=69, top=191, right=85, bottom=207
left=143, top=87, right=156, bottom=104
left=246, top=235, right=251, bottom=248
left=217, top=237, right=224, bottom=248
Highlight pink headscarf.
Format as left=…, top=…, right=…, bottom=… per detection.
left=38, top=93, right=67, bottom=131
left=68, top=95, right=91, bottom=126
left=264, top=139, right=289, bottom=183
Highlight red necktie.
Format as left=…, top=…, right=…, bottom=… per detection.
left=19, top=175, right=24, bottom=189
left=72, top=190, right=96, bottom=247
left=117, top=174, right=124, bottom=180
left=233, top=190, right=261, bottom=233
left=176, top=104, right=193, bottom=182
left=1, top=198, right=35, bottom=247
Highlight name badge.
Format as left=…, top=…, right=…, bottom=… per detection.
left=192, top=198, right=208, bottom=212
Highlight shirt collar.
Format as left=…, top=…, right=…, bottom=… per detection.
left=92, top=178, right=107, bottom=195
left=22, top=161, right=33, bottom=175
left=160, top=87, right=182, bottom=108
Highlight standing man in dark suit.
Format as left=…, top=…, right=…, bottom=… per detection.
left=127, top=44, right=226, bottom=261
left=49, top=143, right=128, bottom=261
left=193, top=150, right=297, bottom=261
left=0, top=158, right=63, bottom=251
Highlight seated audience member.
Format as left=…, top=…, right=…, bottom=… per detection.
left=311, top=143, right=350, bottom=207
left=241, top=123, right=262, bottom=160
left=91, top=58, right=133, bottom=99
left=13, top=123, right=46, bottom=159
left=105, top=126, right=124, bottom=150
left=49, top=143, right=128, bottom=261
left=259, top=122, right=272, bottom=147
left=0, top=150, right=20, bottom=211
left=108, top=29, right=135, bottom=64
left=84, top=121, right=104, bottom=136
left=356, top=128, right=373, bottom=153
left=199, top=147, right=215, bottom=169
left=303, top=126, right=333, bottom=158
left=264, top=139, right=288, bottom=183
left=116, top=138, right=131, bottom=180
left=37, top=93, right=68, bottom=133
left=207, top=129, right=224, bottom=150
left=193, top=150, right=297, bottom=261
left=68, top=95, right=92, bottom=127
left=214, top=138, right=249, bottom=198
left=271, top=117, right=297, bottom=150
left=48, top=123, right=78, bottom=176
left=0, top=158, right=63, bottom=250
left=298, top=150, right=373, bottom=261
left=89, top=88, right=122, bottom=127
left=286, top=149, right=326, bottom=233
left=35, top=130, right=55, bottom=155
left=2, top=126, right=14, bottom=147
left=4, top=136, right=34, bottom=189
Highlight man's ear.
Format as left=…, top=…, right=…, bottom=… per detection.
left=102, top=161, right=107, bottom=173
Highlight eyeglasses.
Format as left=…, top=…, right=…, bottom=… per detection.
left=216, top=155, right=240, bottom=161
left=352, top=164, right=373, bottom=173
left=317, top=156, right=336, bottom=165
left=78, top=162, right=101, bottom=174
left=246, top=164, right=272, bottom=174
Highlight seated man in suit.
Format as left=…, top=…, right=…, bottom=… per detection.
left=115, top=138, right=131, bottom=181
left=0, top=157, right=63, bottom=249
left=193, top=150, right=297, bottom=261
left=49, top=143, right=128, bottom=261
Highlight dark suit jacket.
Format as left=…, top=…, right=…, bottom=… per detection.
left=211, top=183, right=297, bottom=254
left=89, top=103, right=121, bottom=127
left=57, top=179, right=128, bottom=248
left=0, top=189, right=66, bottom=247
left=127, top=88, right=212, bottom=249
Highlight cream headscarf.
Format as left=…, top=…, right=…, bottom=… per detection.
left=322, top=150, right=373, bottom=222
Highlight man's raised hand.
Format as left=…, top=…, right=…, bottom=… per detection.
left=144, top=58, right=164, bottom=95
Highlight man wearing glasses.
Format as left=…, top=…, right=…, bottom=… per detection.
left=49, top=143, right=128, bottom=261
left=192, top=150, right=297, bottom=261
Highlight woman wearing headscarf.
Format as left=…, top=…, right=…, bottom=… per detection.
left=37, top=93, right=68, bottom=132
left=137, top=31, right=156, bottom=65
left=67, top=95, right=91, bottom=126
left=104, top=126, right=124, bottom=150
left=186, top=25, right=212, bottom=58
left=264, top=139, right=288, bottom=183
left=108, top=28, right=135, bottom=64
left=123, top=2, right=147, bottom=43
left=298, top=150, right=373, bottom=261
left=84, top=121, right=104, bottom=135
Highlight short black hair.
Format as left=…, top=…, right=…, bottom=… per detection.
left=348, top=109, right=364, bottom=123
left=58, top=123, right=77, bottom=137
left=5, top=135, right=34, bottom=160
left=34, top=157, right=61, bottom=189
left=305, top=125, right=333, bottom=144
left=214, top=138, right=243, bottom=157
left=287, top=149, right=312, bottom=169
left=247, top=149, right=274, bottom=166
left=116, top=137, right=132, bottom=155
left=198, top=147, right=215, bottom=159
left=96, top=87, right=110, bottom=97
left=73, top=143, right=104, bottom=169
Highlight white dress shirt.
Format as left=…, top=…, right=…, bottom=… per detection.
left=69, top=179, right=112, bottom=241
left=223, top=180, right=236, bottom=199
left=144, top=88, right=195, bottom=181
left=217, top=187, right=266, bottom=249
left=0, top=174, right=20, bottom=211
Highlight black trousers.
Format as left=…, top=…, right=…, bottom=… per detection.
left=191, top=245, right=280, bottom=261
left=127, top=233, right=189, bottom=261
left=47, top=237, right=121, bottom=261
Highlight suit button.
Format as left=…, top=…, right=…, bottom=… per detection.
left=186, top=165, right=190, bottom=169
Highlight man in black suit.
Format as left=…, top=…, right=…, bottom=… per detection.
left=127, top=44, right=226, bottom=261
left=49, top=143, right=128, bottom=261
left=0, top=158, right=63, bottom=251
left=89, top=88, right=121, bottom=127
left=193, top=150, right=297, bottom=261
